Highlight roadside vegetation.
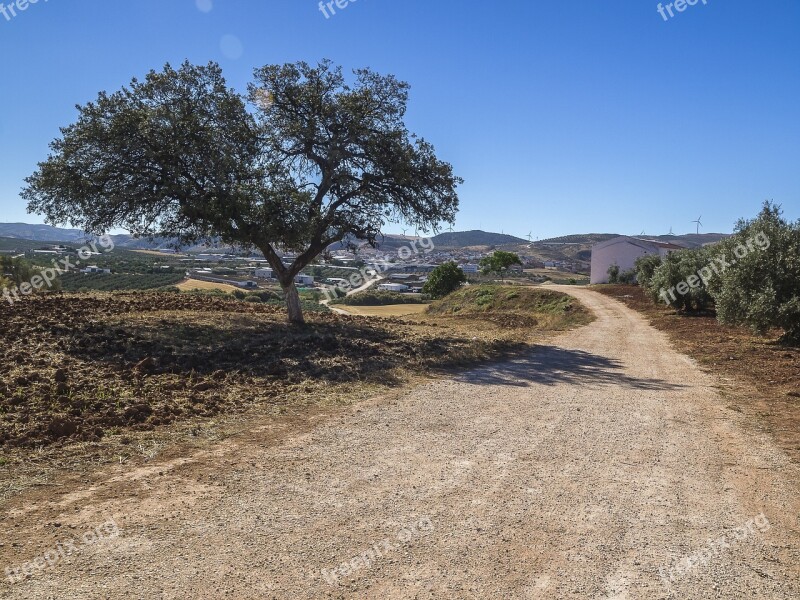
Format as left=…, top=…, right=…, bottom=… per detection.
left=611, top=202, right=799, bottom=345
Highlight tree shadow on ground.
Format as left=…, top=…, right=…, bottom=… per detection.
left=61, top=317, right=511, bottom=386
left=452, top=345, right=687, bottom=390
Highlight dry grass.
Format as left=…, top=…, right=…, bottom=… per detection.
left=176, top=279, right=239, bottom=293
left=594, top=285, right=800, bottom=463
left=335, top=304, right=431, bottom=317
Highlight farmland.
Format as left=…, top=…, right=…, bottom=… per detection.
left=58, top=272, right=184, bottom=291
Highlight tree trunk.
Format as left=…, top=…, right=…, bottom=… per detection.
left=281, top=279, right=305, bottom=325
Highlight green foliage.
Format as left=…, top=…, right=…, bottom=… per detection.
left=0, top=256, right=35, bottom=286
left=705, top=202, right=800, bottom=342
left=618, top=269, right=637, bottom=285
left=334, top=291, right=428, bottom=306
left=245, top=290, right=281, bottom=302
left=647, top=247, right=714, bottom=312
left=422, top=262, right=466, bottom=298
left=427, top=284, right=580, bottom=318
left=607, top=264, right=620, bottom=284
left=634, top=254, right=662, bottom=289
left=479, top=251, right=522, bottom=278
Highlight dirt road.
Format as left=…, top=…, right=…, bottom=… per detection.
left=2, top=287, right=799, bottom=599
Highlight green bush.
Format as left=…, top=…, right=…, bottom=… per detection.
left=619, top=269, right=637, bottom=285
left=648, top=247, right=714, bottom=312
left=634, top=254, right=662, bottom=289
left=423, top=262, right=466, bottom=299
left=706, top=202, right=800, bottom=343
left=607, top=264, right=620, bottom=284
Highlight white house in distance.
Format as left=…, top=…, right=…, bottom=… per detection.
left=295, top=274, right=315, bottom=286
left=378, top=283, right=410, bottom=293
left=81, top=265, right=112, bottom=274
left=590, top=237, right=683, bottom=284
left=254, top=268, right=274, bottom=279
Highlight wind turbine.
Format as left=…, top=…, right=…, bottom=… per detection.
left=668, top=226, right=674, bottom=236
left=526, top=231, right=533, bottom=242
left=692, top=216, right=703, bottom=235
left=401, top=227, right=408, bottom=238
left=448, top=224, right=454, bottom=233
left=640, top=230, right=646, bottom=236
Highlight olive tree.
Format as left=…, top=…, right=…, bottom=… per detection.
left=479, top=251, right=522, bottom=280
left=706, top=202, right=800, bottom=343
left=23, top=60, right=461, bottom=324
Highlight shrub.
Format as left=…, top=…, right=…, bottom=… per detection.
left=607, top=264, right=620, bottom=284
left=618, top=269, right=637, bottom=285
left=479, top=251, right=523, bottom=279
left=634, top=254, right=662, bottom=289
left=423, top=262, right=466, bottom=298
left=706, top=201, right=800, bottom=343
left=648, top=247, right=714, bottom=312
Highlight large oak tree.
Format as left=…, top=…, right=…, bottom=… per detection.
left=23, top=60, right=461, bottom=323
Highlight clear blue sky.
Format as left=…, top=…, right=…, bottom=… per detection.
left=0, top=0, right=797, bottom=239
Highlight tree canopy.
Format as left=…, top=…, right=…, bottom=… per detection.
left=23, top=60, right=461, bottom=323
left=479, top=251, right=522, bottom=279
left=423, top=262, right=466, bottom=299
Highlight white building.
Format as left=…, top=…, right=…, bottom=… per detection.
left=460, top=264, right=479, bottom=274
left=254, top=268, right=274, bottom=279
left=378, top=283, right=410, bottom=292
left=295, top=274, right=315, bottom=286
left=590, top=237, right=683, bottom=284
left=81, top=266, right=112, bottom=274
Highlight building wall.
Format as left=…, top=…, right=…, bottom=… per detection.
left=590, top=239, right=656, bottom=284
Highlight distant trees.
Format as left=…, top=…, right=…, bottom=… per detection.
left=479, top=251, right=522, bottom=280
left=23, top=60, right=461, bottom=324
left=0, top=257, right=35, bottom=287
left=423, top=262, right=466, bottom=298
